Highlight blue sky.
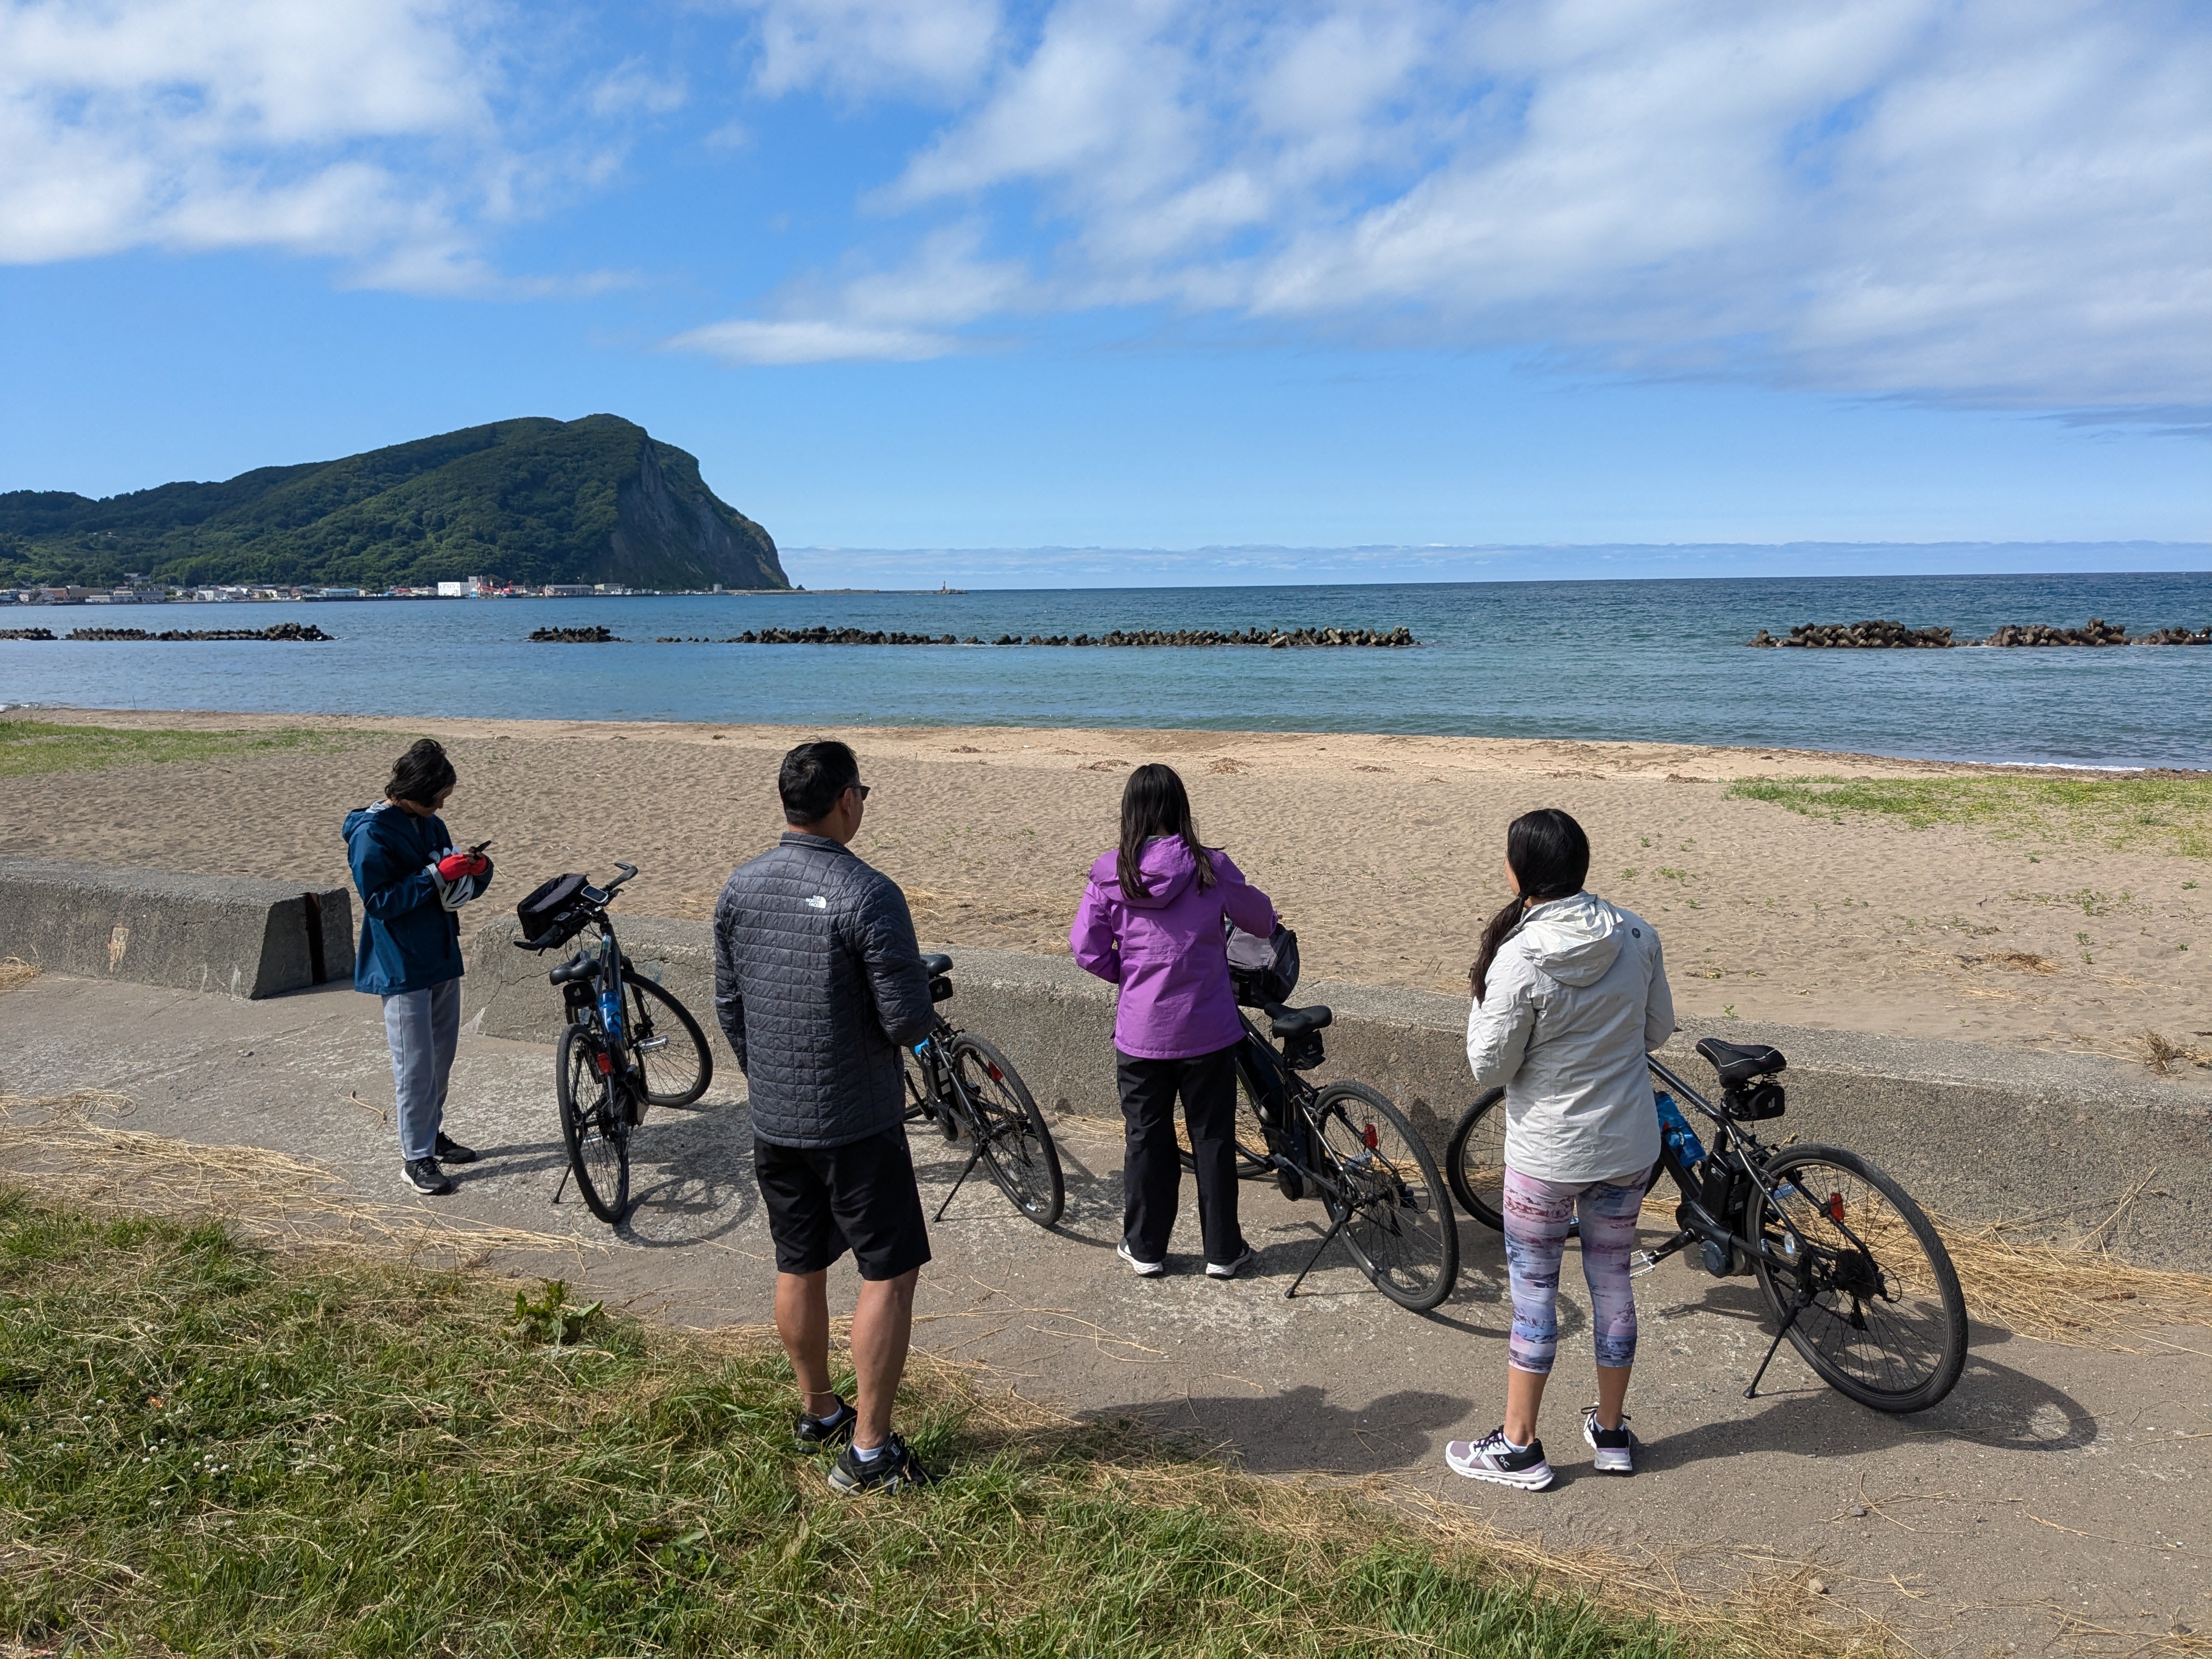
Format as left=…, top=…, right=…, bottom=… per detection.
left=2, top=0, right=2207, bottom=586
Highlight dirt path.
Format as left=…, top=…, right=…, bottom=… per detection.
left=4, top=970, right=2204, bottom=1658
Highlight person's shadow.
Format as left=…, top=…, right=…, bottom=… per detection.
left=1077, top=1384, right=1476, bottom=1475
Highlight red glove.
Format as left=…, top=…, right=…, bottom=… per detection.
left=437, top=850, right=489, bottom=881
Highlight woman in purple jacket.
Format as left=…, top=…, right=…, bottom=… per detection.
left=1072, top=764, right=1277, bottom=1279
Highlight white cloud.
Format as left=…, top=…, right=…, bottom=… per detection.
left=0, top=0, right=496, bottom=268
left=736, top=0, right=1002, bottom=101
left=666, top=317, right=958, bottom=363
left=741, top=0, right=2212, bottom=410
left=589, top=59, right=688, bottom=117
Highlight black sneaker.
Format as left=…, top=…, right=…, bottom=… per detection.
left=795, top=1395, right=857, bottom=1452
left=1444, top=1427, right=1554, bottom=1491
left=402, top=1158, right=453, bottom=1196
left=433, top=1133, right=478, bottom=1165
left=1582, top=1406, right=1634, bottom=1475
left=827, top=1432, right=935, bottom=1494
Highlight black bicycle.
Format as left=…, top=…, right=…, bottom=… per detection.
left=903, top=952, right=1064, bottom=1228
left=515, top=863, right=714, bottom=1224
left=1443, top=1039, right=1967, bottom=1412
left=1176, top=993, right=1457, bottom=1312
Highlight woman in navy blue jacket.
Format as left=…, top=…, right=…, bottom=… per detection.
left=345, top=738, right=492, bottom=1194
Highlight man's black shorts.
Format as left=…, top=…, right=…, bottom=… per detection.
left=753, top=1127, right=932, bottom=1280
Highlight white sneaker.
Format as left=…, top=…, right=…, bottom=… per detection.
left=1445, top=1427, right=1554, bottom=1491
left=1582, top=1406, right=1634, bottom=1475
left=1116, top=1239, right=1165, bottom=1277
left=1205, top=1245, right=1257, bottom=1280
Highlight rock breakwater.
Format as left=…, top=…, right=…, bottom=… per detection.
left=57, top=623, right=334, bottom=642
left=643, top=624, right=1419, bottom=648
left=1748, top=617, right=2209, bottom=648
left=529, top=625, right=620, bottom=643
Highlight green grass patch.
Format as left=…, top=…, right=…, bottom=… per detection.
left=0, top=719, right=374, bottom=780
left=1725, top=774, right=2212, bottom=861
left=0, top=1197, right=1765, bottom=1659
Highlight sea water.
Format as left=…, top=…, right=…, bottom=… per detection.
left=3, top=571, right=2206, bottom=769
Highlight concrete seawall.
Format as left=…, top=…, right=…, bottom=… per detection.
left=465, top=915, right=2212, bottom=1269
left=0, top=856, right=354, bottom=1000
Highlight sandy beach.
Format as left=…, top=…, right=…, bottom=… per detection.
left=4, top=708, right=2206, bottom=1060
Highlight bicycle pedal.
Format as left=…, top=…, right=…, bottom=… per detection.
left=1629, top=1250, right=1661, bottom=1278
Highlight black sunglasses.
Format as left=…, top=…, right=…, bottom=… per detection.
left=849, top=782, right=871, bottom=800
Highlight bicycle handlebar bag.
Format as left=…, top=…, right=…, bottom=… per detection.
left=1226, top=920, right=1300, bottom=1007
left=516, top=872, right=591, bottom=947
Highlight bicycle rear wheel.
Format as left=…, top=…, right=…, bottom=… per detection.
left=623, top=970, right=713, bottom=1107
left=1444, top=1088, right=1508, bottom=1227
left=557, top=1023, right=631, bottom=1224
left=1311, top=1082, right=1457, bottom=1312
left=1748, top=1146, right=1966, bottom=1413
left=949, top=1034, right=1064, bottom=1228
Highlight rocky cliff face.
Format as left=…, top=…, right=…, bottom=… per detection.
left=608, top=433, right=785, bottom=591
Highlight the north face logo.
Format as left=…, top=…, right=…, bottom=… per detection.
left=806, top=894, right=828, bottom=910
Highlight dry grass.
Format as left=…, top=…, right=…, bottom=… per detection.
left=0, top=959, right=38, bottom=995
left=2138, top=1029, right=2212, bottom=1075
left=0, top=1089, right=601, bottom=1266
left=1936, top=1217, right=2212, bottom=1351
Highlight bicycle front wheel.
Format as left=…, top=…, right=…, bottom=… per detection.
left=1748, top=1146, right=1966, bottom=1413
left=950, top=1034, right=1064, bottom=1228
left=623, top=969, right=713, bottom=1107
left=557, top=1023, right=631, bottom=1224
left=1444, top=1088, right=1508, bottom=1227
left=1311, top=1082, right=1457, bottom=1312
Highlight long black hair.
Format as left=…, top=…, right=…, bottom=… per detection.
left=1117, top=763, right=1217, bottom=896
left=1469, top=807, right=1591, bottom=1002
left=386, top=738, right=456, bottom=807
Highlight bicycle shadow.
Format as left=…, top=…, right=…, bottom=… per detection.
left=1637, top=1290, right=2097, bottom=1469
left=1076, top=1384, right=1476, bottom=1476
left=612, top=1101, right=759, bottom=1249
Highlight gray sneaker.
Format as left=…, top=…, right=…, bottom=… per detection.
left=1582, top=1406, right=1634, bottom=1475
left=1205, top=1245, right=1257, bottom=1280
left=828, top=1432, right=935, bottom=1495
left=1116, top=1239, right=1165, bottom=1277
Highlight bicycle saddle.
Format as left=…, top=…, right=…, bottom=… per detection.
left=921, top=952, right=953, bottom=977
left=549, top=953, right=596, bottom=987
left=1267, top=1003, right=1333, bottom=1040
left=1696, top=1036, right=1785, bottom=1086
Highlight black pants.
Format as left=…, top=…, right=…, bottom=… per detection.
left=1118, top=1043, right=1245, bottom=1266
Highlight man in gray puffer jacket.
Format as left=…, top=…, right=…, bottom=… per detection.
left=714, top=739, right=937, bottom=1493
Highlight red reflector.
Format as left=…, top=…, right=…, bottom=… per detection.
left=986, top=1065, right=1003, bottom=1082
left=1827, top=1192, right=1846, bottom=1223
left=595, top=1052, right=612, bottom=1074
left=1362, top=1122, right=1379, bottom=1150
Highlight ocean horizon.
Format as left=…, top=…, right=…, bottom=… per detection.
left=4, top=569, right=2208, bottom=771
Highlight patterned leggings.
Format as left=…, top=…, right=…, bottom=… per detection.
left=1502, top=1166, right=1649, bottom=1375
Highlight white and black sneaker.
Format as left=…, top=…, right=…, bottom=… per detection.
left=1116, top=1239, right=1166, bottom=1278
left=1205, top=1245, right=1257, bottom=1280
left=402, top=1158, right=453, bottom=1196
left=433, top=1133, right=478, bottom=1165
left=1445, top=1427, right=1554, bottom=1491
left=1582, top=1406, right=1634, bottom=1475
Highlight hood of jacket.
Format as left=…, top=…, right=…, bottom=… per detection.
left=1087, top=838, right=1204, bottom=910
left=1513, top=891, right=1622, bottom=988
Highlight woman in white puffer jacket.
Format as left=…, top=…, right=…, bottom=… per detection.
left=1445, top=808, right=1674, bottom=1494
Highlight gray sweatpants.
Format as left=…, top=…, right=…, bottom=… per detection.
left=383, top=979, right=461, bottom=1163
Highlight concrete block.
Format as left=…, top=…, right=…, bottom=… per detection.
left=0, top=856, right=353, bottom=1000
left=465, top=916, right=2212, bottom=1268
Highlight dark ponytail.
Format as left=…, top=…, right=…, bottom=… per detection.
left=1468, top=808, right=1591, bottom=1002
left=1116, top=763, right=1217, bottom=896
left=386, top=737, right=456, bottom=808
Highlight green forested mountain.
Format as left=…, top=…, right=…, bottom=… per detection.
left=0, top=415, right=787, bottom=591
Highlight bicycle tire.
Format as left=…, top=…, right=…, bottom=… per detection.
left=1747, top=1144, right=1966, bottom=1413
left=623, top=969, right=713, bottom=1107
left=1311, top=1082, right=1457, bottom=1312
left=1444, top=1088, right=1508, bottom=1227
left=557, top=1023, right=630, bottom=1224
left=949, top=1034, right=1064, bottom=1228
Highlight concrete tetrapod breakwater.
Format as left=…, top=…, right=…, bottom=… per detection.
left=464, top=914, right=2212, bottom=1270
left=0, top=856, right=354, bottom=999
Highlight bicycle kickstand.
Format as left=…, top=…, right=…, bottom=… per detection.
left=1744, top=1296, right=1807, bottom=1400
left=551, top=1165, right=571, bottom=1205
left=933, top=1139, right=988, bottom=1223
left=1283, top=1206, right=1356, bottom=1300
